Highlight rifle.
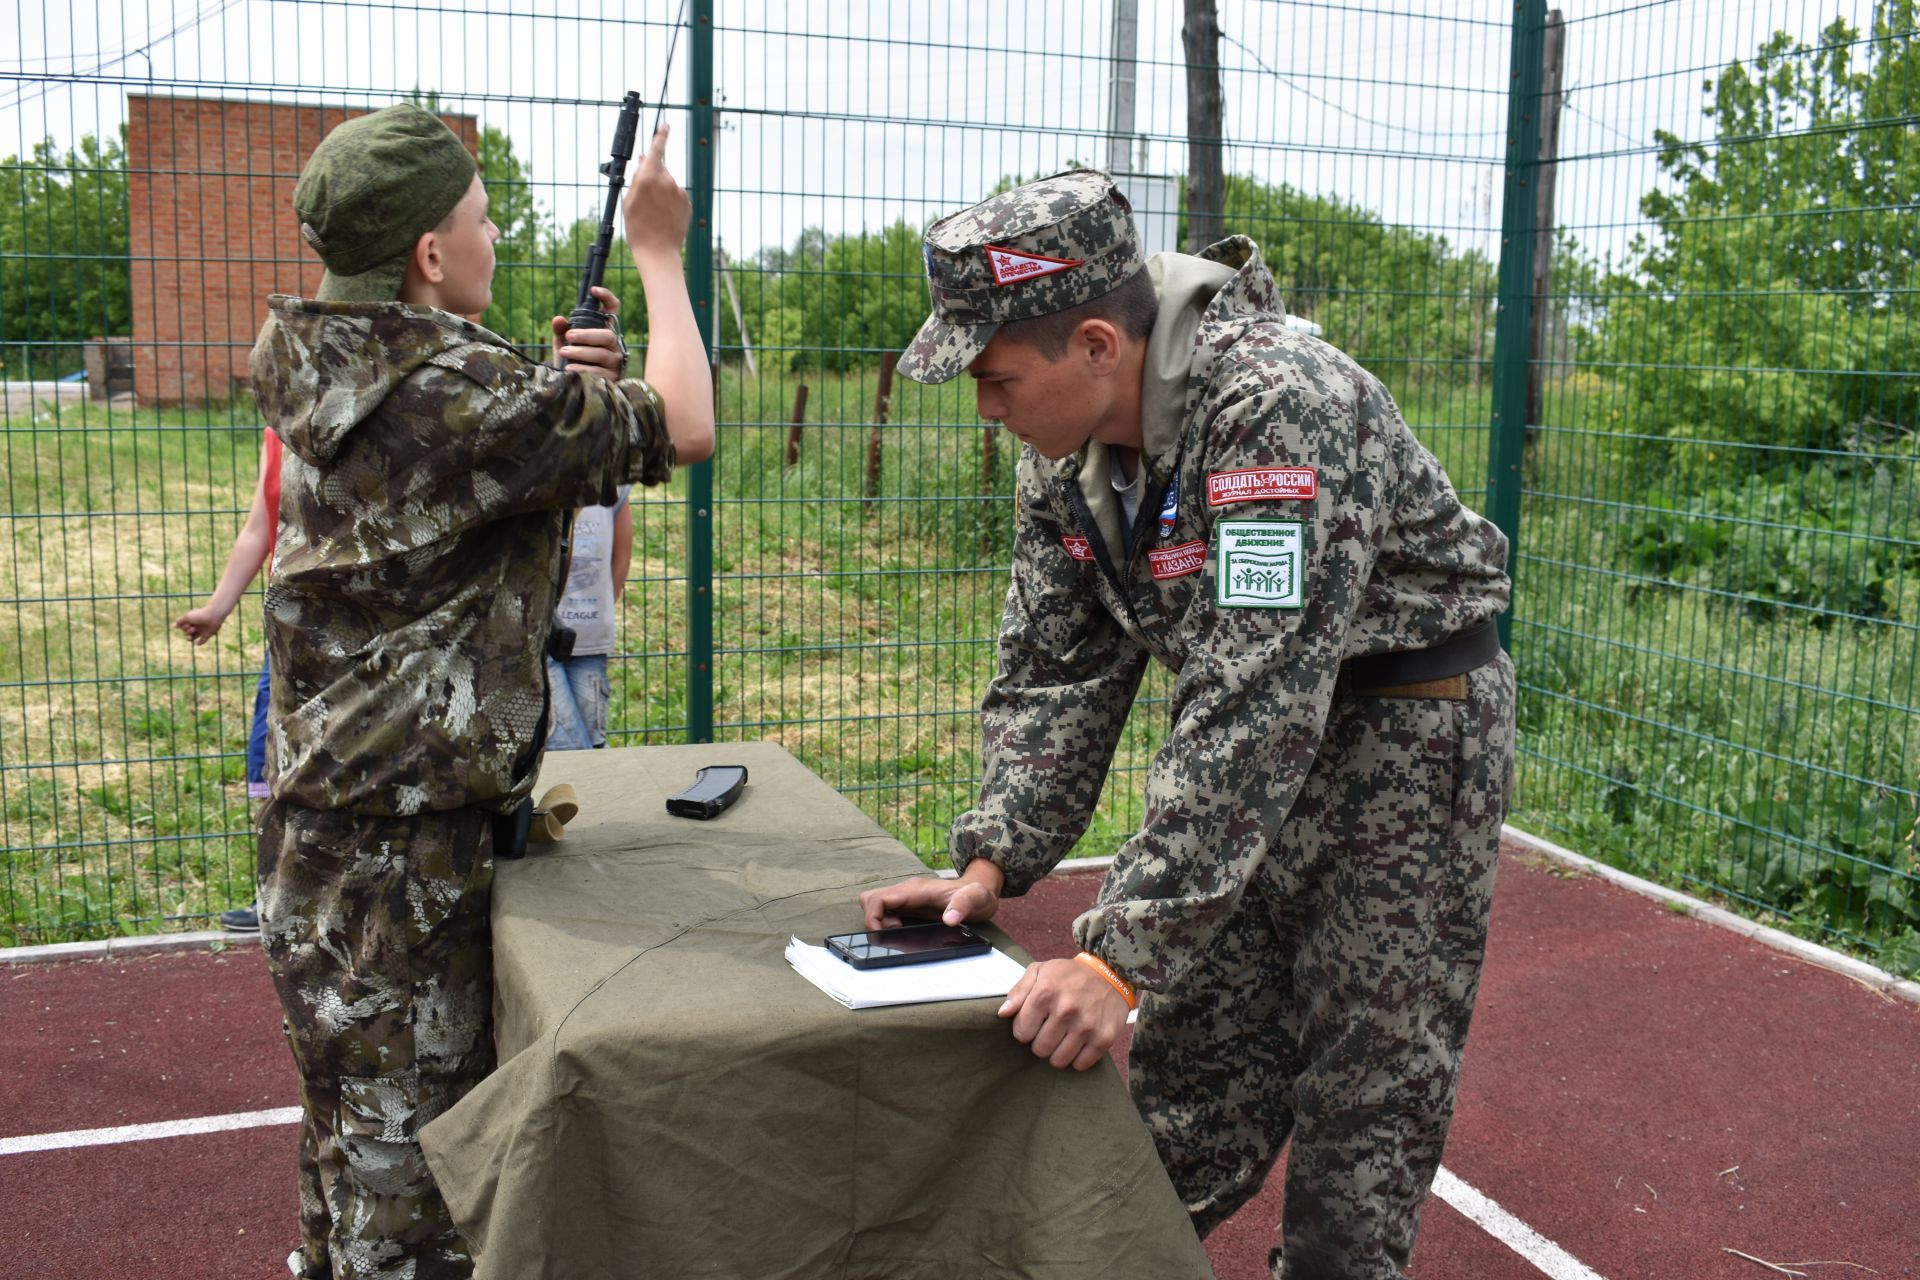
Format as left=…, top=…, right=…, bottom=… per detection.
left=544, top=92, right=641, bottom=678
left=570, top=91, right=644, bottom=332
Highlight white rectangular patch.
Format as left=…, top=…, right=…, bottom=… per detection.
left=1215, top=521, right=1305, bottom=609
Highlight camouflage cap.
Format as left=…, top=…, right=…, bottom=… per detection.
left=898, top=169, right=1144, bottom=384
left=294, top=103, right=478, bottom=303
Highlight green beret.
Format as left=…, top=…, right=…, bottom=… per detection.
left=294, top=103, right=478, bottom=302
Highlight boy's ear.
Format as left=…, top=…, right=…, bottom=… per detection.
left=410, top=228, right=445, bottom=285
left=1076, top=318, right=1122, bottom=374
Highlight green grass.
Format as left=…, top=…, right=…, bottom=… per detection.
left=1502, top=374, right=1920, bottom=967
left=3, top=366, right=1915, bottom=978
left=2, top=400, right=269, bottom=944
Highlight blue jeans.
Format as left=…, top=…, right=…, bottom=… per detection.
left=247, top=657, right=272, bottom=799
left=545, top=654, right=611, bottom=751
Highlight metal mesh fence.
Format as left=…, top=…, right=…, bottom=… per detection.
left=1, top=1, right=1913, bottom=973
left=697, top=0, right=1517, bottom=871
left=1506, top=1, right=1919, bottom=971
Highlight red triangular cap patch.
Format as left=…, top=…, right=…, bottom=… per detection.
left=985, top=245, right=1084, bottom=286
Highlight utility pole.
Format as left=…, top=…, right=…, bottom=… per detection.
left=1107, top=0, right=1139, bottom=178
left=1182, top=0, right=1225, bottom=253
left=717, top=241, right=756, bottom=378
left=1526, top=10, right=1567, bottom=437
left=1105, top=0, right=1177, bottom=255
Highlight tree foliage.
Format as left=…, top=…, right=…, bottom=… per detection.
left=1581, top=0, right=1920, bottom=640
left=1596, top=0, right=1920, bottom=460
left=1219, top=174, right=1497, bottom=387
left=719, top=219, right=929, bottom=373
left=715, top=176, right=1500, bottom=384
left=0, top=131, right=132, bottom=377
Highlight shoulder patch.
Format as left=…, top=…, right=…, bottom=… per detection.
left=1215, top=521, right=1305, bottom=609
left=1207, top=467, right=1317, bottom=506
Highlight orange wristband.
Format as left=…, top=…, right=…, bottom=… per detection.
left=1073, top=950, right=1138, bottom=1010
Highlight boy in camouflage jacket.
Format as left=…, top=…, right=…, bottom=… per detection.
left=249, top=104, right=713, bottom=1279
left=862, top=171, right=1515, bottom=1280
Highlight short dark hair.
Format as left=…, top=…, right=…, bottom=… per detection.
left=994, top=266, right=1157, bottom=359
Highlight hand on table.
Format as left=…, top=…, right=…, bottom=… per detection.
left=860, top=865, right=1001, bottom=930
left=857, top=861, right=1126, bottom=1069
left=1000, top=957, right=1133, bottom=1071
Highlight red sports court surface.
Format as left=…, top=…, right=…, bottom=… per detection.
left=3, top=840, right=1916, bottom=1279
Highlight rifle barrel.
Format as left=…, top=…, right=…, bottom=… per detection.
left=573, top=91, right=644, bottom=322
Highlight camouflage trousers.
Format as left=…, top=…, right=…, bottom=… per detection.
left=1130, top=651, right=1516, bottom=1280
left=258, top=800, right=497, bottom=1280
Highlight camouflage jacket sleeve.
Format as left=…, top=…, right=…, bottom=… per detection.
left=425, top=344, right=674, bottom=512
left=1070, top=352, right=1407, bottom=994
left=949, top=453, right=1150, bottom=897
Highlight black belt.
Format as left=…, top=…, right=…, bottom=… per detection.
left=1337, top=622, right=1500, bottom=693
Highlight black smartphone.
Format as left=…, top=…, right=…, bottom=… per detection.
left=824, top=922, right=991, bottom=969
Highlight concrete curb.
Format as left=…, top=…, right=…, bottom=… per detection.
left=955, top=839, right=1920, bottom=1007
left=1503, top=823, right=1920, bottom=1007
left=1, top=929, right=258, bottom=965
left=936, top=856, right=1115, bottom=881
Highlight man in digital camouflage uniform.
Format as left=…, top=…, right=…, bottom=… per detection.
left=250, top=104, right=712, bottom=1279
left=860, top=170, right=1516, bottom=1280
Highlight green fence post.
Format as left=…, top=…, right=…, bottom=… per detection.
left=1488, top=0, right=1546, bottom=651
left=686, top=0, right=716, bottom=742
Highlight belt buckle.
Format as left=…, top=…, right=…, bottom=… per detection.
left=1336, top=671, right=1466, bottom=702
left=1349, top=674, right=1468, bottom=700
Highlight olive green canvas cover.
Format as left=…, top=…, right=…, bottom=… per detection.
left=419, top=741, right=1214, bottom=1280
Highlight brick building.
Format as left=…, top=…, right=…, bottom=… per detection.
left=125, top=96, right=477, bottom=406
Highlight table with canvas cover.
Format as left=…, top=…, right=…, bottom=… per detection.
left=419, top=741, right=1213, bottom=1280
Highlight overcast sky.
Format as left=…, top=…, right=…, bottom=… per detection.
left=0, top=0, right=1887, bottom=269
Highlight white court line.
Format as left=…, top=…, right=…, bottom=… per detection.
left=1434, top=1166, right=1609, bottom=1280
left=5, top=1109, right=1611, bottom=1280
left=0, top=1105, right=300, bottom=1156
left=6, top=1114, right=1610, bottom=1280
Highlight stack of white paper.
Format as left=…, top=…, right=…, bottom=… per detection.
left=785, top=935, right=1029, bottom=1010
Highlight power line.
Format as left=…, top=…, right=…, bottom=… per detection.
left=0, top=48, right=138, bottom=69
left=1564, top=97, right=1645, bottom=148
left=651, top=0, right=689, bottom=134
left=0, top=0, right=244, bottom=115
left=1219, top=29, right=1510, bottom=142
